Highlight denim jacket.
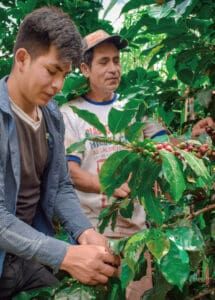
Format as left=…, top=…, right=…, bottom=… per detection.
left=0, top=77, right=92, bottom=276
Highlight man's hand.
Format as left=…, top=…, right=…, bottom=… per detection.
left=78, top=228, right=107, bottom=248
left=192, top=117, right=214, bottom=137
left=113, top=182, right=130, bottom=198
left=60, top=245, right=120, bottom=285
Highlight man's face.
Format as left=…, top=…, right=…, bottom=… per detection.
left=18, top=45, right=71, bottom=107
left=84, top=42, right=121, bottom=95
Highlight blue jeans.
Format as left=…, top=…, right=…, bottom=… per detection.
left=0, top=254, right=59, bottom=299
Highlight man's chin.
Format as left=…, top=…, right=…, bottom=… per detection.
left=38, top=95, right=54, bottom=105
left=36, top=98, right=50, bottom=106
left=107, top=84, right=119, bottom=92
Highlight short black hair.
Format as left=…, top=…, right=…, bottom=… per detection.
left=14, top=6, right=82, bottom=67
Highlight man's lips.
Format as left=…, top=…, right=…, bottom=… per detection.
left=107, top=77, right=119, bottom=81
left=43, top=92, right=55, bottom=98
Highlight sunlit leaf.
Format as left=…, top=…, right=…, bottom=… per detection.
left=179, top=150, right=211, bottom=186
left=146, top=229, right=170, bottom=261
left=147, top=1, right=175, bottom=20
left=166, top=225, right=205, bottom=251
left=109, top=237, right=128, bottom=256
left=124, top=230, right=147, bottom=273
left=159, top=241, right=190, bottom=290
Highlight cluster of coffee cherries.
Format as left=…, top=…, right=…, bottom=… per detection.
left=135, top=140, right=215, bottom=162
left=176, top=142, right=215, bottom=160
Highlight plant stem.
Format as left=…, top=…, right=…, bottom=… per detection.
left=187, top=203, right=215, bottom=220
left=192, top=287, right=215, bottom=299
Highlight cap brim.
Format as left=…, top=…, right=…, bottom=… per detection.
left=83, top=35, right=128, bottom=53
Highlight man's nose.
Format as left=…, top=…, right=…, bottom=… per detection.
left=52, top=77, right=64, bottom=93
left=109, top=62, right=118, bottom=73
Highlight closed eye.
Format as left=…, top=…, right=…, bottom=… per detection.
left=47, top=68, right=57, bottom=76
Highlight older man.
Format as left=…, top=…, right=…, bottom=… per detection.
left=61, top=30, right=169, bottom=299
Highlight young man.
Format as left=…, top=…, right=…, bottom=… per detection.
left=0, top=9, right=119, bottom=298
left=61, top=30, right=167, bottom=299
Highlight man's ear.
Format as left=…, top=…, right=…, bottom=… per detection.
left=80, top=62, right=90, bottom=78
left=14, top=48, right=30, bottom=72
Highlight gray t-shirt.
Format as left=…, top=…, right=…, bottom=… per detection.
left=13, top=108, right=48, bottom=225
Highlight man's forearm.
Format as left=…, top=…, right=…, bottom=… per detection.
left=0, top=206, right=69, bottom=272
left=68, top=161, right=101, bottom=193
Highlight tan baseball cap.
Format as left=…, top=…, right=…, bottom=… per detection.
left=83, top=29, right=128, bottom=53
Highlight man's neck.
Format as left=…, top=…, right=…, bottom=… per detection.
left=85, top=90, right=114, bottom=102
left=7, top=74, right=38, bottom=121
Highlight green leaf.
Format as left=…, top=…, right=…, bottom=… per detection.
left=120, top=260, right=134, bottom=290
left=98, top=213, right=111, bottom=234
left=70, top=106, right=106, bottom=136
left=157, top=105, right=175, bottom=127
left=119, top=199, right=134, bottom=218
left=56, top=281, right=107, bottom=300
left=102, top=0, right=118, bottom=19
left=129, top=157, right=161, bottom=200
left=111, top=210, right=118, bottom=232
left=160, top=150, right=186, bottom=202
left=128, top=156, right=163, bottom=225
left=166, top=55, right=176, bottom=80
left=125, top=122, right=145, bottom=142
left=173, top=0, right=196, bottom=22
left=133, top=251, right=147, bottom=281
left=146, top=229, right=170, bottom=262
left=21, top=0, right=36, bottom=14
left=179, top=150, right=211, bottom=186
left=121, top=0, right=155, bottom=15
left=166, top=225, right=205, bottom=252
left=177, top=68, right=194, bottom=85
left=147, top=1, right=175, bottom=20
left=98, top=200, right=120, bottom=233
left=141, top=191, right=163, bottom=226
left=62, top=74, right=88, bottom=97
left=124, top=230, right=147, bottom=273
left=211, top=218, right=215, bottom=241
left=99, top=150, right=138, bottom=197
left=66, top=139, right=86, bottom=154
left=98, top=197, right=135, bottom=233
left=107, top=277, right=125, bottom=300
left=108, top=107, right=137, bottom=134
left=159, top=241, right=190, bottom=290
left=142, top=271, right=172, bottom=300
left=108, top=237, right=128, bottom=256
left=14, top=286, right=55, bottom=299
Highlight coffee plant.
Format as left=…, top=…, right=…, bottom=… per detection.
left=66, top=102, right=215, bottom=300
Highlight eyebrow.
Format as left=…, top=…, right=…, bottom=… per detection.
left=98, top=55, right=120, bottom=60
left=48, top=63, right=71, bottom=75
left=49, top=64, right=63, bottom=72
